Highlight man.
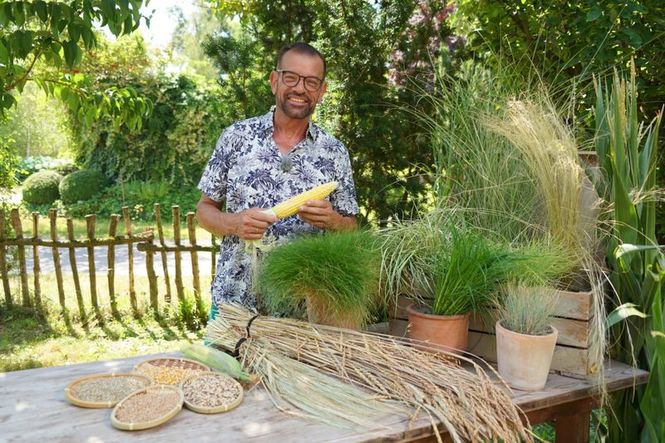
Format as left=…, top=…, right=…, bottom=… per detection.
left=196, top=42, right=359, bottom=317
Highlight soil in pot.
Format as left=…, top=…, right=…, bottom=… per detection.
left=406, top=304, right=469, bottom=352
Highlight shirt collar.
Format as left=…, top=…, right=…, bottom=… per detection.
left=261, top=106, right=319, bottom=142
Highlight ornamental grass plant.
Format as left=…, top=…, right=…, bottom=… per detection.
left=257, top=230, right=381, bottom=327
left=496, top=284, right=559, bottom=336
left=378, top=213, right=575, bottom=317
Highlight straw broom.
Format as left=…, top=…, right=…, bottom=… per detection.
left=208, top=303, right=531, bottom=443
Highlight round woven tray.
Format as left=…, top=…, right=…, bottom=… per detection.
left=64, top=372, right=153, bottom=409
left=134, top=357, right=210, bottom=385
left=111, top=385, right=184, bottom=431
left=180, top=372, right=244, bottom=414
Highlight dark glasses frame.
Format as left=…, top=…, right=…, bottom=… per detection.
left=276, top=69, right=325, bottom=92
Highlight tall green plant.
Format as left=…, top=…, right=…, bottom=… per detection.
left=594, top=63, right=664, bottom=442
left=257, top=230, right=381, bottom=326
left=431, top=228, right=505, bottom=315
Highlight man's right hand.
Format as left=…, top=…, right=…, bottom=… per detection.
left=232, top=208, right=278, bottom=240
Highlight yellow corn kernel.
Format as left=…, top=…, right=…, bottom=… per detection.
left=264, top=181, right=338, bottom=219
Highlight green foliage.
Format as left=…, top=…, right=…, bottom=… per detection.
left=61, top=180, right=200, bottom=222
left=0, top=136, right=19, bottom=189
left=68, top=35, right=225, bottom=186
left=21, top=169, right=61, bottom=205
left=457, top=0, right=665, bottom=241
left=0, top=0, right=152, bottom=130
left=0, top=82, right=73, bottom=158
left=58, top=169, right=106, bottom=204
left=458, top=0, right=664, bottom=114
left=497, top=285, right=559, bottom=336
left=431, top=228, right=507, bottom=316
left=594, top=65, right=665, bottom=442
left=258, top=230, right=381, bottom=325
left=15, top=156, right=75, bottom=183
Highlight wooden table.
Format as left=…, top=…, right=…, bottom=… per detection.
left=0, top=353, right=648, bottom=442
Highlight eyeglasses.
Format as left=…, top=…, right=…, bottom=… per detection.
left=276, top=69, right=324, bottom=92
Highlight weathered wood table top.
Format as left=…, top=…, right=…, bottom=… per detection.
left=0, top=353, right=648, bottom=443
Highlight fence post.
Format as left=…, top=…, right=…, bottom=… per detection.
left=49, top=209, right=66, bottom=310
left=10, top=209, right=30, bottom=307
left=85, top=215, right=98, bottom=312
left=0, top=210, right=12, bottom=306
left=107, top=214, right=119, bottom=315
left=31, top=212, right=42, bottom=311
left=172, top=206, right=184, bottom=303
left=145, top=238, right=158, bottom=312
left=67, top=218, right=85, bottom=318
left=186, top=212, right=201, bottom=303
left=154, top=203, right=172, bottom=304
left=122, top=207, right=137, bottom=312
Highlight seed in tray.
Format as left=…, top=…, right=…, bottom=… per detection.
left=138, top=363, right=205, bottom=385
left=183, top=374, right=242, bottom=408
left=115, top=389, right=181, bottom=423
left=73, top=376, right=148, bottom=403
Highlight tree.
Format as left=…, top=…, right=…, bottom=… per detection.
left=0, top=0, right=152, bottom=129
left=207, top=0, right=461, bottom=224
left=0, top=82, right=72, bottom=158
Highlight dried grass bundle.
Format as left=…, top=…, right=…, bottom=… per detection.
left=208, top=303, right=532, bottom=443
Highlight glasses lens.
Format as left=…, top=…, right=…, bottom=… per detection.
left=304, top=78, right=322, bottom=91
left=281, top=72, right=299, bottom=86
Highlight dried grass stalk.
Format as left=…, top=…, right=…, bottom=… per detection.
left=208, top=303, right=532, bottom=443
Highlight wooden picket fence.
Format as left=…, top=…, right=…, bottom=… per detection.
left=0, top=203, right=217, bottom=316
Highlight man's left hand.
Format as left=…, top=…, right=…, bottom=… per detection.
left=298, top=200, right=355, bottom=231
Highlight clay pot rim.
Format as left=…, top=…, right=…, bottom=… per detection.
left=406, top=303, right=470, bottom=320
left=496, top=320, right=558, bottom=339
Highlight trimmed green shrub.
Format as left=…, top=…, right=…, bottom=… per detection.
left=22, top=170, right=62, bottom=205
left=59, top=169, right=107, bottom=204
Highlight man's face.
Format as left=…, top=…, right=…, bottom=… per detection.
left=270, top=51, right=327, bottom=120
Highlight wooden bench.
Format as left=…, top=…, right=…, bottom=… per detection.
left=0, top=353, right=647, bottom=442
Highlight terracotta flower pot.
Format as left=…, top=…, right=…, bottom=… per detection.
left=306, top=296, right=361, bottom=330
left=406, top=304, right=469, bottom=352
left=495, top=320, right=558, bottom=391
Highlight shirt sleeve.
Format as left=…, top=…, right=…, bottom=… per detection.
left=330, top=146, right=360, bottom=217
left=198, top=129, right=232, bottom=203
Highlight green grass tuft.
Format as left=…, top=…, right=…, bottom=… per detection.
left=257, top=230, right=381, bottom=326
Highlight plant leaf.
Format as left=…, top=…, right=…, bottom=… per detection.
left=606, top=302, right=647, bottom=328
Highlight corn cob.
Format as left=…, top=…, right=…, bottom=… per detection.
left=264, top=181, right=338, bottom=219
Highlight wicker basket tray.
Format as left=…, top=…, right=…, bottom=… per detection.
left=134, top=357, right=210, bottom=385
left=111, top=385, right=184, bottom=431
left=64, top=373, right=153, bottom=409
left=180, top=372, right=244, bottom=414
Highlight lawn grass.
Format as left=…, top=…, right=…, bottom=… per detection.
left=1, top=270, right=212, bottom=373
left=0, top=302, right=204, bottom=372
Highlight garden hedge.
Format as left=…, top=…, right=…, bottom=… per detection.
left=22, top=170, right=62, bottom=205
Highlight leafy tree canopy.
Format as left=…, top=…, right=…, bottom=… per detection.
left=0, top=0, right=152, bottom=129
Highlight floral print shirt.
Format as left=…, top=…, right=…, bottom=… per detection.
left=198, top=108, right=359, bottom=308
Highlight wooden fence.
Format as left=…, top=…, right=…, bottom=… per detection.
left=0, top=203, right=217, bottom=316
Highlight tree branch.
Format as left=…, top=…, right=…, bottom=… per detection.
left=4, top=47, right=44, bottom=92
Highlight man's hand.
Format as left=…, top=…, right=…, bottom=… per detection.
left=232, top=208, right=277, bottom=240
left=298, top=200, right=356, bottom=231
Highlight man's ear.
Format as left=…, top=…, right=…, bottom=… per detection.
left=269, top=71, right=278, bottom=94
